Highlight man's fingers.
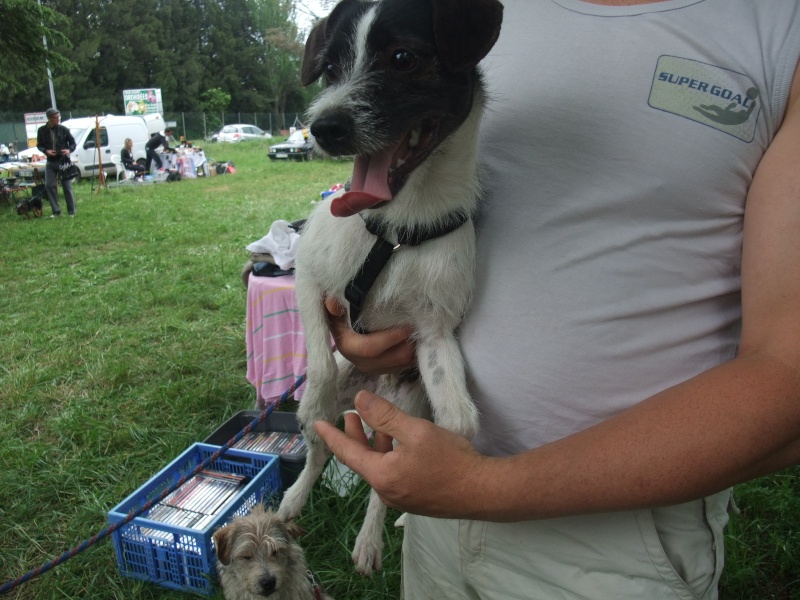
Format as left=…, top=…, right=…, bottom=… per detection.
left=342, top=411, right=369, bottom=444
left=354, top=390, right=409, bottom=440
left=324, top=296, right=346, bottom=317
left=372, top=431, right=394, bottom=453
left=313, top=419, right=381, bottom=476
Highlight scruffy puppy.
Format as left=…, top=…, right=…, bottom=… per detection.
left=277, top=0, right=503, bottom=577
left=213, top=504, right=330, bottom=600
left=16, top=195, right=43, bottom=219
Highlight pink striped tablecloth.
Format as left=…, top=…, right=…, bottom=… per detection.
left=246, top=273, right=308, bottom=407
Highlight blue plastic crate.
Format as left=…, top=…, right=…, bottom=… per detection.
left=108, top=443, right=280, bottom=595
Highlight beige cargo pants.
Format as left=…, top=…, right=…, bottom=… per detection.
left=402, top=490, right=730, bottom=600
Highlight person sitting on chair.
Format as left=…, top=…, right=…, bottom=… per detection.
left=145, top=127, right=173, bottom=173
left=121, top=138, right=146, bottom=179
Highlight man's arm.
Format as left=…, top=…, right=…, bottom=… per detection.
left=316, top=60, right=800, bottom=521
left=65, top=129, right=77, bottom=154
left=36, top=127, right=49, bottom=156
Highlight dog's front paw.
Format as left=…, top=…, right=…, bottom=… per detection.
left=434, top=402, right=480, bottom=440
left=277, top=485, right=306, bottom=522
left=352, top=530, right=383, bottom=577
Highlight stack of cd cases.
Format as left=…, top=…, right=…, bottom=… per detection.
left=205, top=410, right=307, bottom=490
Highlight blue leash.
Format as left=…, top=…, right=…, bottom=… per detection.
left=0, top=374, right=307, bottom=596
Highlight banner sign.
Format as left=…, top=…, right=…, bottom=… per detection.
left=24, top=112, right=48, bottom=147
left=123, top=89, right=164, bottom=116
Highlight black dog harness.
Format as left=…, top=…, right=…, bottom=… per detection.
left=344, top=211, right=470, bottom=330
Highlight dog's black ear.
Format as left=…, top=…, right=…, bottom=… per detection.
left=433, top=0, right=504, bottom=72
left=301, top=0, right=367, bottom=86
left=301, top=19, right=329, bottom=86
left=213, top=525, right=233, bottom=565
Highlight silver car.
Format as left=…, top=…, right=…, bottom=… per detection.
left=217, top=124, right=272, bottom=143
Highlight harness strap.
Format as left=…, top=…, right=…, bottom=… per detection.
left=363, top=211, right=469, bottom=246
left=344, top=211, right=470, bottom=330
left=344, top=236, right=397, bottom=330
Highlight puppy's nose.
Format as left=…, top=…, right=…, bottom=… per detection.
left=259, top=574, right=277, bottom=594
left=311, top=112, right=354, bottom=153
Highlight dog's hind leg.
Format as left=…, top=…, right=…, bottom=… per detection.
left=278, top=282, right=343, bottom=521
left=278, top=429, right=331, bottom=521
left=352, top=489, right=386, bottom=576
left=417, top=330, right=479, bottom=439
left=351, top=376, right=428, bottom=576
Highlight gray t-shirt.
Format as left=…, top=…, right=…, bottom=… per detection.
left=462, top=0, right=800, bottom=456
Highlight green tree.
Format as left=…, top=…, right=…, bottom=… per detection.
left=3, top=0, right=309, bottom=115
left=0, top=0, right=74, bottom=99
left=200, top=87, right=231, bottom=130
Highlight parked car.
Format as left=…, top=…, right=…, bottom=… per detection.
left=206, top=128, right=221, bottom=143
left=217, top=124, right=272, bottom=143
left=268, top=129, right=314, bottom=161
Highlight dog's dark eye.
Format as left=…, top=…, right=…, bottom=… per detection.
left=240, top=555, right=254, bottom=561
left=324, top=62, right=338, bottom=82
left=391, top=49, right=418, bottom=72
left=270, top=548, right=279, bottom=557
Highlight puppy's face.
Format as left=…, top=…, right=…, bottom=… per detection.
left=213, top=506, right=305, bottom=598
left=301, top=0, right=503, bottom=216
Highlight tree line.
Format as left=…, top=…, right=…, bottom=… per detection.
left=0, top=0, right=324, bottom=116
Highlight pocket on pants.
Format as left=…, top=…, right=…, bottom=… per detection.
left=636, top=491, right=729, bottom=600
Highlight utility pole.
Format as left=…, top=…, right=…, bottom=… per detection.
left=38, top=0, right=57, bottom=109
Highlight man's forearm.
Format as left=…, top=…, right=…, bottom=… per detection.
left=466, top=352, right=800, bottom=522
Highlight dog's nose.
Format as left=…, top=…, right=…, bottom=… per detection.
left=259, top=574, right=277, bottom=595
left=311, top=112, right=354, bottom=153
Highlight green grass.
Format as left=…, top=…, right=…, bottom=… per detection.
left=0, top=139, right=798, bottom=599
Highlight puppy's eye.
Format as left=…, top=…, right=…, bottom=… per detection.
left=240, top=555, right=254, bottom=561
left=324, top=62, right=338, bottom=82
left=270, top=548, right=279, bottom=557
left=391, top=49, right=418, bottom=72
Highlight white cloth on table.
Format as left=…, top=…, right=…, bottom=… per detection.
left=246, top=220, right=300, bottom=270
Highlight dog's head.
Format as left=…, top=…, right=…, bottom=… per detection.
left=213, top=505, right=307, bottom=598
left=302, top=0, right=503, bottom=217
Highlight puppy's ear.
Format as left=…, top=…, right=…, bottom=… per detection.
left=301, top=19, right=330, bottom=86
left=284, top=520, right=306, bottom=540
left=213, top=525, right=233, bottom=565
left=301, top=0, right=367, bottom=86
left=433, top=0, right=504, bottom=72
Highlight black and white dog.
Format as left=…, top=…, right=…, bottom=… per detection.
left=277, top=0, right=503, bottom=576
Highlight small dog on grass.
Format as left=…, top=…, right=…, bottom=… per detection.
left=213, top=504, right=331, bottom=600
left=16, top=194, right=44, bottom=219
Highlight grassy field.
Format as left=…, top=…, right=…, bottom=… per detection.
left=0, top=139, right=798, bottom=599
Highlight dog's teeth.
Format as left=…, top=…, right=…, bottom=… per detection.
left=394, top=158, right=405, bottom=169
left=409, top=128, right=421, bottom=148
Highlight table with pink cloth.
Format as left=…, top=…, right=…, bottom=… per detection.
left=246, top=273, right=308, bottom=408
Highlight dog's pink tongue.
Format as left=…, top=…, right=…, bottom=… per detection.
left=330, top=151, right=394, bottom=218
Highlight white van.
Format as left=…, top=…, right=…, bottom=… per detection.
left=63, top=113, right=165, bottom=181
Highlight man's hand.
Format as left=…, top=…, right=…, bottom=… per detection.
left=324, top=297, right=416, bottom=374
left=313, top=390, right=485, bottom=518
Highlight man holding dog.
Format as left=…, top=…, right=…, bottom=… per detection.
left=315, top=1, right=800, bottom=598
left=36, top=108, right=77, bottom=218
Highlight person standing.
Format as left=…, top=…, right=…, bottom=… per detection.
left=145, top=127, right=173, bottom=173
left=36, top=108, right=77, bottom=218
